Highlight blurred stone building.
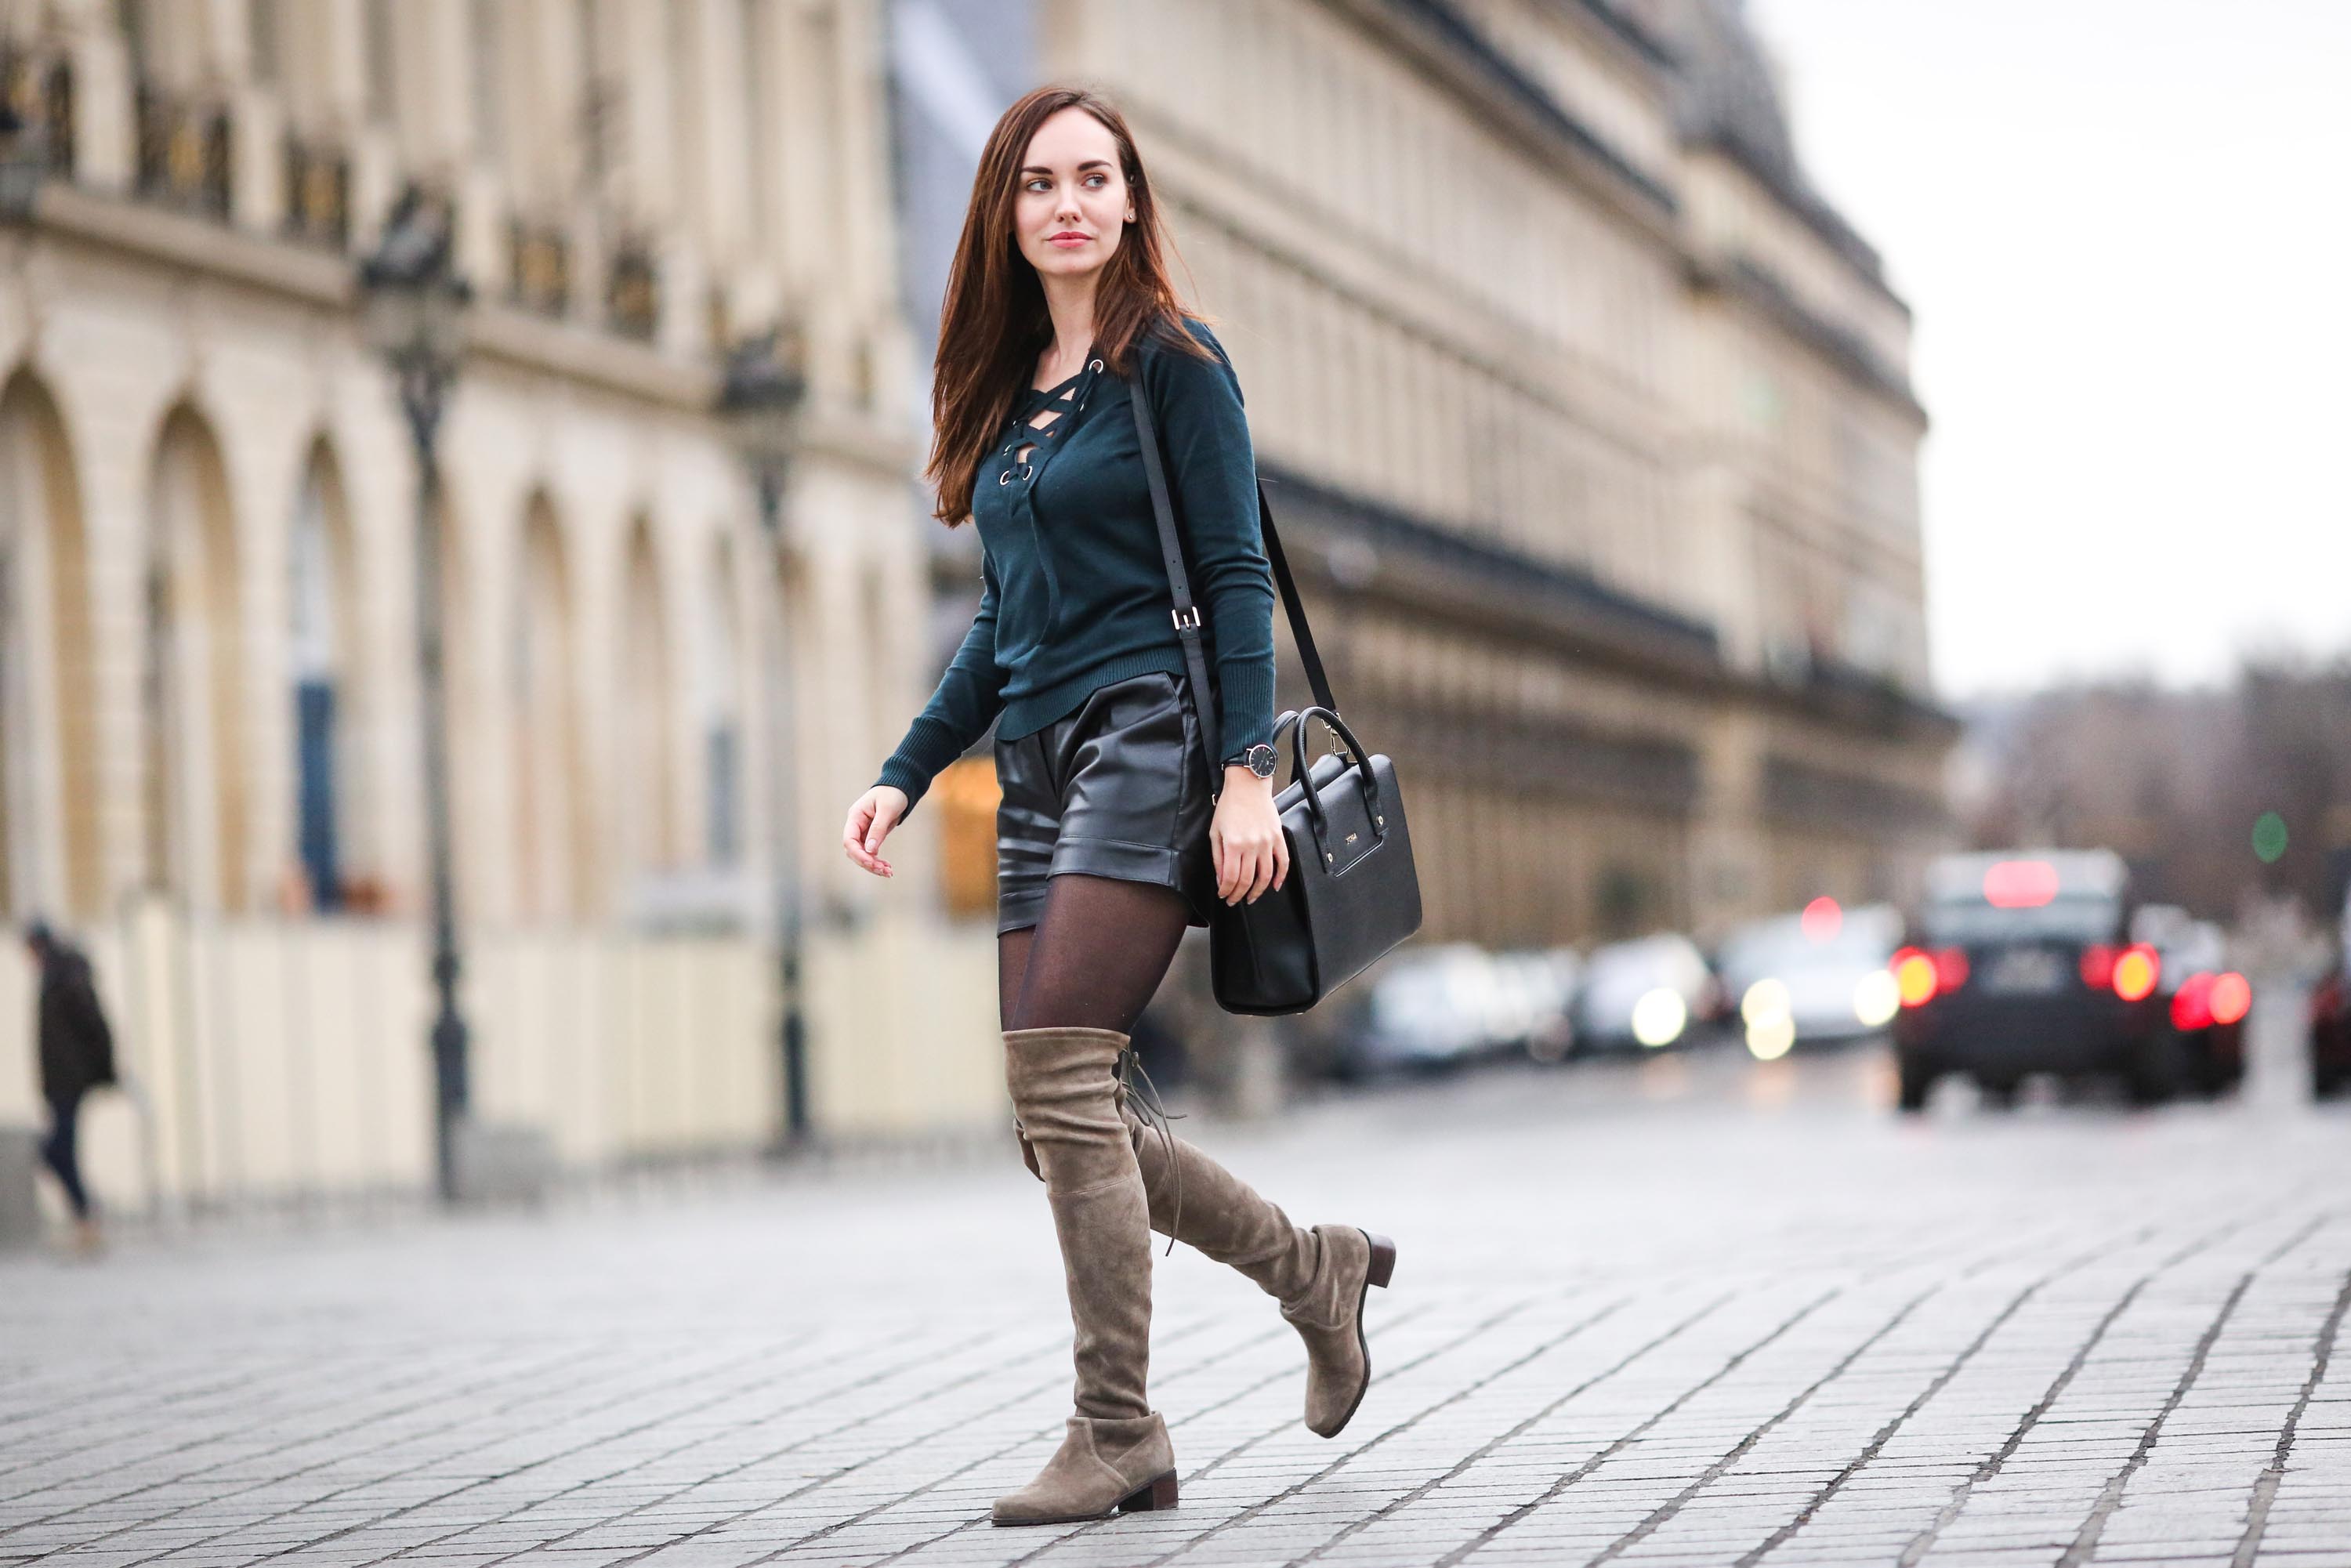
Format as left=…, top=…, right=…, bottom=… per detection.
left=0, top=0, right=1955, bottom=1211
left=893, top=0, right=1954, bottom=949
left=0, top=0, right=1002, bottom=1213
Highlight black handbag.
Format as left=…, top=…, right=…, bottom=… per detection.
left=1125, top=370, right=1422, bottom=1015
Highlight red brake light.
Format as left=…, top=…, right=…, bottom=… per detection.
left=1892, top=947, right=1939, bottom=1007
left=2171, top=972, right=2215, bottom=1031
left=1802, top=896, right=1843, bottom=942
left=1933, top=947, right=1969, bottom=991
left=2113, top=943, right=2160, bottom=1002
left=2208, top=972, right=2251, bottom=1027
left=1984, top=860, right=2059, bottom=908
left=2080, top=944, right=2117, bottom=989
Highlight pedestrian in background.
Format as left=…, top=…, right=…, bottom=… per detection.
left=843, top=85, right=1393, bottom=1527
left=26, top=920, right=115, bottom=1256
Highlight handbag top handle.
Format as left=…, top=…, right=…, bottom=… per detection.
left=1125, top=368, right=1339, bottom=771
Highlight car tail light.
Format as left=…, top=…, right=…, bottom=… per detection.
left=2208, top=971, right=2251, bottom=1027
left=2080, top=944, right=2117, bottom=989
left=2171, top=972, right=2215, bottom=1031
left=1802, top=896, right=1843, bottom=941
left=1983, top=860, right=2059, bottom=908
left=1933, top=947, right=1969, bottom=992
left=1892, top=946, right=1939, bottom=1007
left=2112, top=943, right=2161, bottom=1002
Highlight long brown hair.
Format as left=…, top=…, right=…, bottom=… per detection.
left=926, top=84, right=1217, bottom=527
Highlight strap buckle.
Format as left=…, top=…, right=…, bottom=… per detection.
left=1172, top=605, right=1202, bottom=632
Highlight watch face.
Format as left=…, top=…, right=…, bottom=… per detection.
left=1244, top=744, right=1277, bottom=777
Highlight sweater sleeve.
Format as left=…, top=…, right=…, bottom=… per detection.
left=1149, top=322, right=1278, bottom=760
left=874, top=548, right=1008, bottom=820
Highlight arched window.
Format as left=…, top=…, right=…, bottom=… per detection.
left=859, top=562, right=894, bottom=788
left=765, top=544, right=811, bottom=888
left=0, top=375, right=101, bottom=919
left=469, top=0, right=505, bottom=165
left=513, top=495, right=585, bottom=922
left=698, top=537, right=743, bottom=867
left=618, top=517, right=677, bottom=880
left=145, top=407, right=248, bottom=913
left=288, top=443, right=368, bottom=911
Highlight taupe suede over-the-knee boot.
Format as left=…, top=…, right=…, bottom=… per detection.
left=994, top=1026, right=1179, bottom=1527
left=1018, top=1078, right=1396, bottom=1439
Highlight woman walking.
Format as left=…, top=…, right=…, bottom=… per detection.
left=841, top=85, right=1394, bottom=1527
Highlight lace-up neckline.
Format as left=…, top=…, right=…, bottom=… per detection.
left=997, top=349, right=1107, bottom=487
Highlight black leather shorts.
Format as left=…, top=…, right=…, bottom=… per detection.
left=994, top=670, right=1217, bottom=935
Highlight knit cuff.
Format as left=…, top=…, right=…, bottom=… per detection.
left=875, top=756, right=931, bottom=820
left=1212, top=658, right=1277, bottom=762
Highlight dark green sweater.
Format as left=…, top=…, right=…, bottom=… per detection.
left=875, top=317, right=1277, bottom=817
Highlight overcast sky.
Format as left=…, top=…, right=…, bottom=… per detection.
left=1745, top=0, right=2351, bottom=700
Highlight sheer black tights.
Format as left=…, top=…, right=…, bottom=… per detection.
left=997, top=873, right=1192, bottom=1034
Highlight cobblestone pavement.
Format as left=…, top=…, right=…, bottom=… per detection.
left=5, top=1000, right=2349, bottom=1568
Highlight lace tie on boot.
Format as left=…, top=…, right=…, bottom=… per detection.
left=1117, top=1045, right=1185, bottom=1257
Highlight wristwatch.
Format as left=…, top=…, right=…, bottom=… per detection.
left=1223, top=742, right=1279, bottom=780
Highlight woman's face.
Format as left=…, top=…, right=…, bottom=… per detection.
left=1012, top=106, right=1135, bottom=284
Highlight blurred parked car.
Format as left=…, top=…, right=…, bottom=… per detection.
left=2309, top=894, right=2351, bottom=1100
left=2131, top=905, right=2249, bottom=1097
left=1892, top=849, right=2170, bottom=1110
left=1712, top=901, right=1903, bottom=1059
left=2309, top=971, right=2351, bottom=1099
left=1332, top=943, right=1505, bottom=1080
left=1493, top=947, right=1580, bottom=1062
left=1570, top=932, right=1717, bottom=1052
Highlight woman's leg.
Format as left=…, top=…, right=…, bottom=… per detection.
left=1006, top=872, right=1191, bottom=1032
left=39, top=1092, right=91, bottom=1221
left=999, top=875, right=1394, bottom=1440
left=998, top=880, right=1320, bottom=1300
left=991, top=873, right=1190, bottom=1523
left=997, top=925, right=1037, bottom=1032
left=997, top=874, right=1392, bottom=1443
left=1005, top=872, right=1190, bottom=1418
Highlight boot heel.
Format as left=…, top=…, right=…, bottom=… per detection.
left=1120, top=1470, right=1179, bottom=1512
left=1364, top=1233, right=1396, bottom=1290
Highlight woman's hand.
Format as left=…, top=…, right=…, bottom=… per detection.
left=843, top=786, right=907, bottom=878
left=1211, top=768, right=1289, bottom=905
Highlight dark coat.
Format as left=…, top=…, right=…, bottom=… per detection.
left=37, top=944, right=116, bottom=1102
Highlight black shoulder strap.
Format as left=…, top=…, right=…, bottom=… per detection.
left=1125, top=369, right=1339, bottom=777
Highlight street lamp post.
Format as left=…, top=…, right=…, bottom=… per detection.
left=359, top=186, right=475, bottom=1203
left=717, top=332, right=812, bottom=1148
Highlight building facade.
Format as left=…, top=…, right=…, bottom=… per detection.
left=0, top=0, right=1957, bottom=1211
left=0, top=0, right=1006, bottom=1212
left=892, top=0, right=1954, bottom=951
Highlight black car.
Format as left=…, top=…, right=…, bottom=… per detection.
left=2131, top=906, right=2249, bottom=1097
left=1893, top=849, right=2172, bottom=1110
left=2310, top=967, right=2351, bottom=1100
